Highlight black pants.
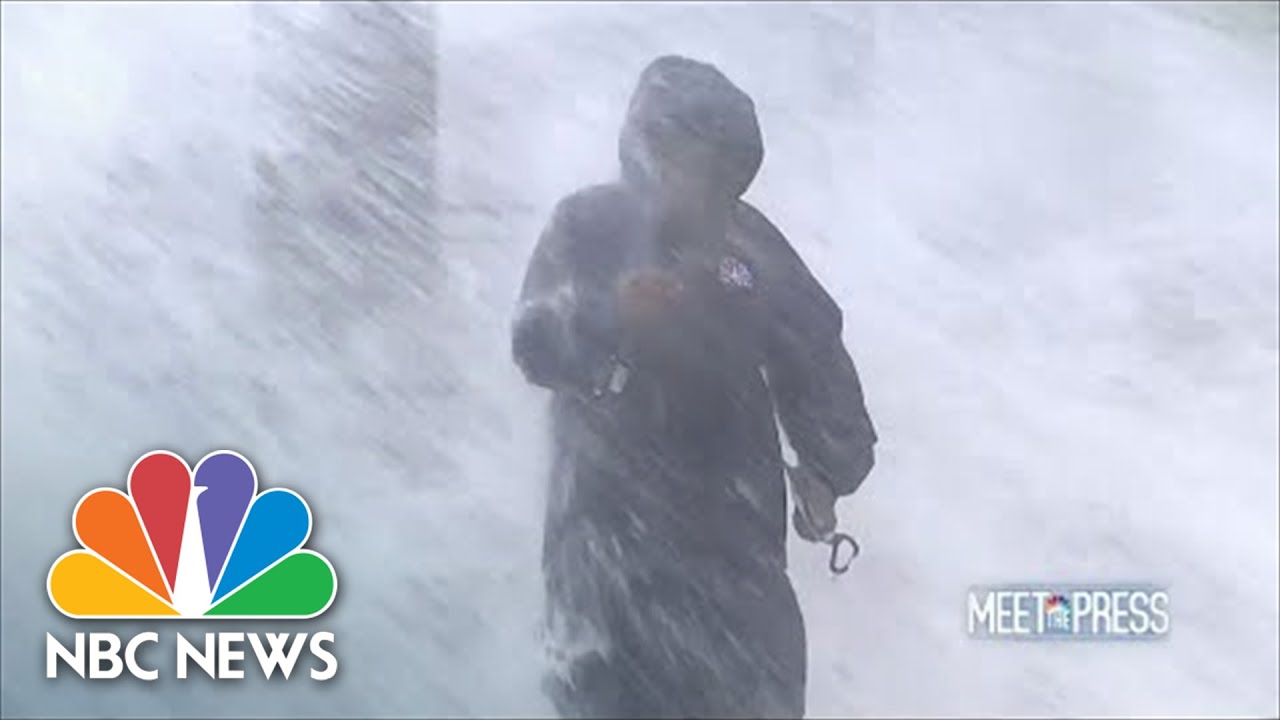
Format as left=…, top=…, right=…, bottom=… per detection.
left=543, top=549, right=807, bottom=719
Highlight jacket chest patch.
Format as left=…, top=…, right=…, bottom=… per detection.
left=718, top=255, right=755, bottom=291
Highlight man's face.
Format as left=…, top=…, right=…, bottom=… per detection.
left=641, top=116, right=721, bottom=212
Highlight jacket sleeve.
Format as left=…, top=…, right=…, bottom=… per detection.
left=744, top=204, right=878, bottom=498
left=511, top=190, right=624, bottom=395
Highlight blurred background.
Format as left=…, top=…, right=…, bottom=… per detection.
left=2, top=2, right=1277, bottom=717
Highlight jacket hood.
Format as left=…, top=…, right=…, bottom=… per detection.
left=618, top=56, right=763, bottom=200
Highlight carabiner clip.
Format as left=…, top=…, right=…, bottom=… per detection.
left=828, top=532, right=860, bottom=575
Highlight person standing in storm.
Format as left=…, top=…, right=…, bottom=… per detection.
left=511, top=55, right=878, bottom=719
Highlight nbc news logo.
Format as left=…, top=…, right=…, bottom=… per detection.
left=46, top=451, right=338, bottom=681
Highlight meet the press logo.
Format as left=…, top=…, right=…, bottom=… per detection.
left=968, top=584, right=1170, bottom=640
left=45, top=450, right=338, bottom=681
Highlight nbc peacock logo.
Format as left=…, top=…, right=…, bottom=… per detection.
left=47, top=450, right=337, bottom=619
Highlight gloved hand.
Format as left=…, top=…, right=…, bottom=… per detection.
left=617, top=269, right=683, bottom=331
left=512, top=302, right=570, bottom=388
left=615, top=269, right=688, bottom=369
left=789, top=463, right=838, bottom=543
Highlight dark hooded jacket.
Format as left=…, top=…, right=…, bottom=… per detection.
left=512, top=56, right=877, bottom=718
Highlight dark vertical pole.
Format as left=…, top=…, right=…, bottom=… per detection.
left=249, top=1, right=442, bottom=353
